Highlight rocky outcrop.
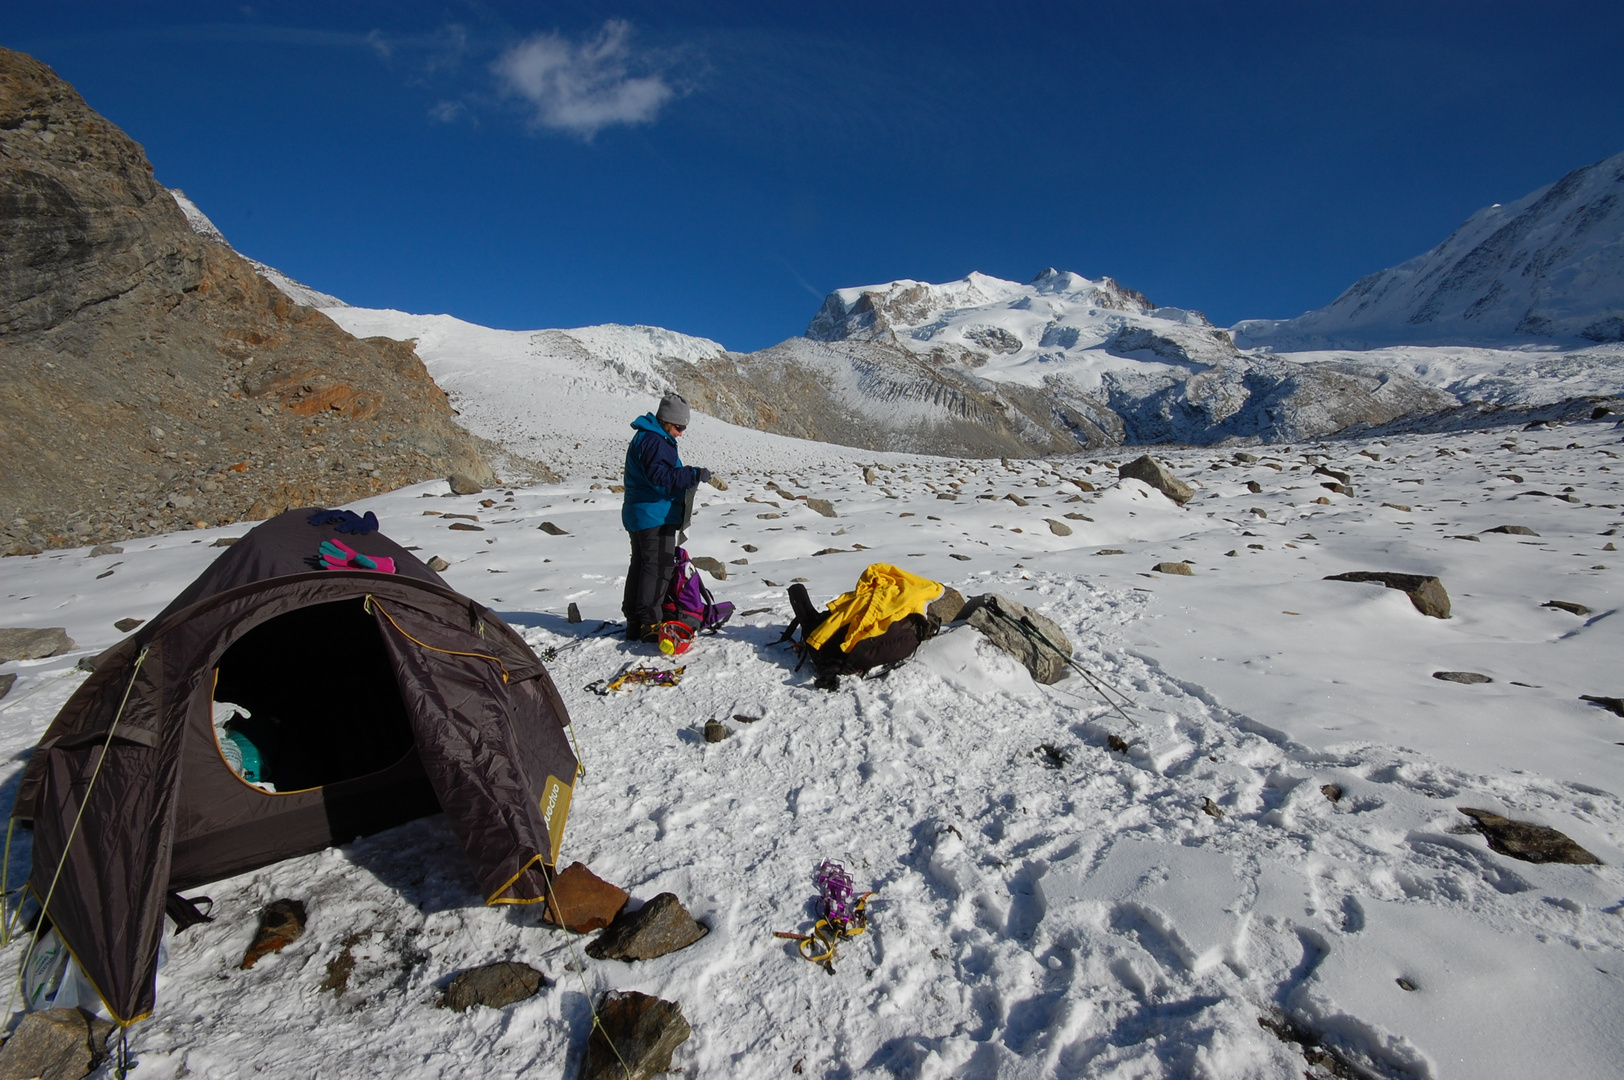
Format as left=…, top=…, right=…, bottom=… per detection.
left=0, top=47, right=495, bottom=554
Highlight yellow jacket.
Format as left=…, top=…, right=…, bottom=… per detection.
left=805, top=563, right=944, bottom=653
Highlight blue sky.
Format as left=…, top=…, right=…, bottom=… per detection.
left=6, top=2, right=1623, bottom=351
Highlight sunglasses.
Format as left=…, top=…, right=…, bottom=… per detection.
left=670, top=424, right=686, bottom=432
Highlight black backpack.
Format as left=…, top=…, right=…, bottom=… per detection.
left=781, top=583, right=939, bottom=689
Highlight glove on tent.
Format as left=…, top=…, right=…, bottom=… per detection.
left=11, top=509, right=580, bottom=1025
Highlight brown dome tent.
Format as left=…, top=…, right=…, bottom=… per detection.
left=11, top=509, right=580, bottom=1025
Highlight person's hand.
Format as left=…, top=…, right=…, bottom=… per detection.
left=697, top=468, right=713, bottom=484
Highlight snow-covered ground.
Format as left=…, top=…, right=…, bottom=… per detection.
left=2, top=380, right=1621, bottom=1077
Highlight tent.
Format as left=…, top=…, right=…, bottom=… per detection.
left=11, top=509, right=580, bottom=1024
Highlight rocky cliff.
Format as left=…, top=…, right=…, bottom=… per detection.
left=0, top=47, right=497, bottom=555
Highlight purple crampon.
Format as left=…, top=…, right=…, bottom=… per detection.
left=815, top=860, right=859, bottom=928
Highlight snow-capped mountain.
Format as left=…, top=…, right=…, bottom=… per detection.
left=1235, top=149, right=1624, bottom=350
left=681, top=269, right=1455, bottom=453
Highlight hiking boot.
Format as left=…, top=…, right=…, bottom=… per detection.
left=625, top=624, right=646, bottom=642
left=639, top=630, right=661, bottom=644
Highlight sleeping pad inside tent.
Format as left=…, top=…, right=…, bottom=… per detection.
left=11, top=508, right=581, bottom=1024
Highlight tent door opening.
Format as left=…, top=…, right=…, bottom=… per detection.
left=212, top=597, right=416, bottom=792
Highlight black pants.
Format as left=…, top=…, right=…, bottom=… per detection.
left=623, top=526, right=677, bottom=637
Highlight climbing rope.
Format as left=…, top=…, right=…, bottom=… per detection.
left=5, top=646, right=149, bottom=1040
left=540, top=869, right=634, bottom=1079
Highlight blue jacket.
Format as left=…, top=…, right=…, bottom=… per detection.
left=622, top=414, right=702, bottom=531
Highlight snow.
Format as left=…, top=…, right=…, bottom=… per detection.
left=2, top=340, right=1623, bottom=1078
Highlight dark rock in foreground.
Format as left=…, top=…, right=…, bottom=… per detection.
left=0, top=1007, right=113, bottom=1080
left=441, top=960, right=545, bottom=1012
left=578, top=991, right=691, bottom=1080
left=1324, top=572, right=1451, bottom=619
left=587, top=893, right=709, bottom=962
left=241, top=898, right=306, bottom=969
left=1433, top=671, right=1491, bottom=684
left=1580, top=694, right=1624, bottom=717
left=1458, top=808, right=1600, bottom=864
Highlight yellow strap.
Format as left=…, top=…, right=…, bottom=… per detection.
left=366, top=595, right=510, bottom=683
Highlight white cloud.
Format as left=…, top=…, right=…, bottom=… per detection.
left=493, top=20, right=673, bottom=138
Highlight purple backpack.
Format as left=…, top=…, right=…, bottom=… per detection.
left=663, top=547, right=734, bottom=632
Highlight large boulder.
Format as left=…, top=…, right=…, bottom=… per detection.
left=578, top=991, right=691, bottom=1080
left=1118, top=456, right=1194, bottom=505
left=961, top=593, right=1072, bottom=684
left=0, top=627, right=74, bottom=662
left=0, top=1008, right=113, bottom=1080
left=441, top=961, right=545, bottom=1012
left=586, top=894, right=708, bottom=962
left=1457, top=808, right=1600, bottom=865
left=1324, top=571, right=1450, bottom=619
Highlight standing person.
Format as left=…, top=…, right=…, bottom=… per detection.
left=621, top=391, right=711, bottom=642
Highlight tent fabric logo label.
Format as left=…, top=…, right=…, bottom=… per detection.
left=541, top=775, right=573, bottom=865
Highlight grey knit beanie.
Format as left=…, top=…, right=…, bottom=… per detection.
left=655, top=391, right=691, bottom=428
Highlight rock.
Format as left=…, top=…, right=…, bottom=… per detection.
left=0, top=673, right=13, bottom=701
left=1482, top=525, right=1539, bottom=536
left=1321, top=784, right=1343, bottom=803
left=1381, top=502, right=1411, bottom=512
left=811, top=547, right=847, bottom=556
left=1580, top=695, right=1624, bottom=717
left=0, top=627, right=75, bottom=662
left=1201, top=797, right=1224, bottom=819
left=1071, top=479, right=1097, bottom=492
left=1324, top=572, right=1451, bottom=619
left=577, top=991, right=691, bottom=1080
left=935, top=492, right=957, bottom=500
left=948, top=553, right=971, bottom=561
left=703, top=720, right=728, bottom=743
left=862, top=466, right=876, bottom=484
left=741, top=544, right=758, bottom=553
left=545, top=862, right=627, bottom=933
left=87, top=544, right=122, bottom=557
left=426, top=556, right=450, bottom=572
left=805, top=498, right=837, bottom=518
left=1095, top=548, right=1125, bottom=555
left=1118, top=456, right=1194, bottom=505
left=448, top=522, right=484, bottom=532
left=690, top=556, right=726, bottom=580
left=1232, top=452, right=1258, bottom=463
left=211, top=536, right=239, bottom=547
left=447, top=473, right=483, bottom=495
left=927, top=586, right=965, bottom=624
left=440, top=961, right=544, bottom=1012
left=1543, top=600, right=1590, bottom=616
left=1245, top=481, right=1263, bottom=494
left=1312, top=465, right=1351, bottom=484
left=0, top=1007, right=114, bottom=1080
left=1046, top=519, right=1072, bottom=537
left=962, top=593, right=1072, bottom=684
left=1152, top=561, right=1193, bottom=575
left=1457, top=808, right=1601, bottom=864
left=586, top=893, right=710, bottom=962
left=1606, top=542, right=1618, bottom=552
left=1432, top=671, right=1492, bottom=684
left=113, top=618, right=144, bottom=633
left=241, top=898, right=307, bottom=968
left=567, top=603, right=582, bottom=624
left=1004, top=493, right=1028, bottom=507
left=537, top=521, right=569, bottom=536
left=1107, top=734, right=1131, bottom=753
